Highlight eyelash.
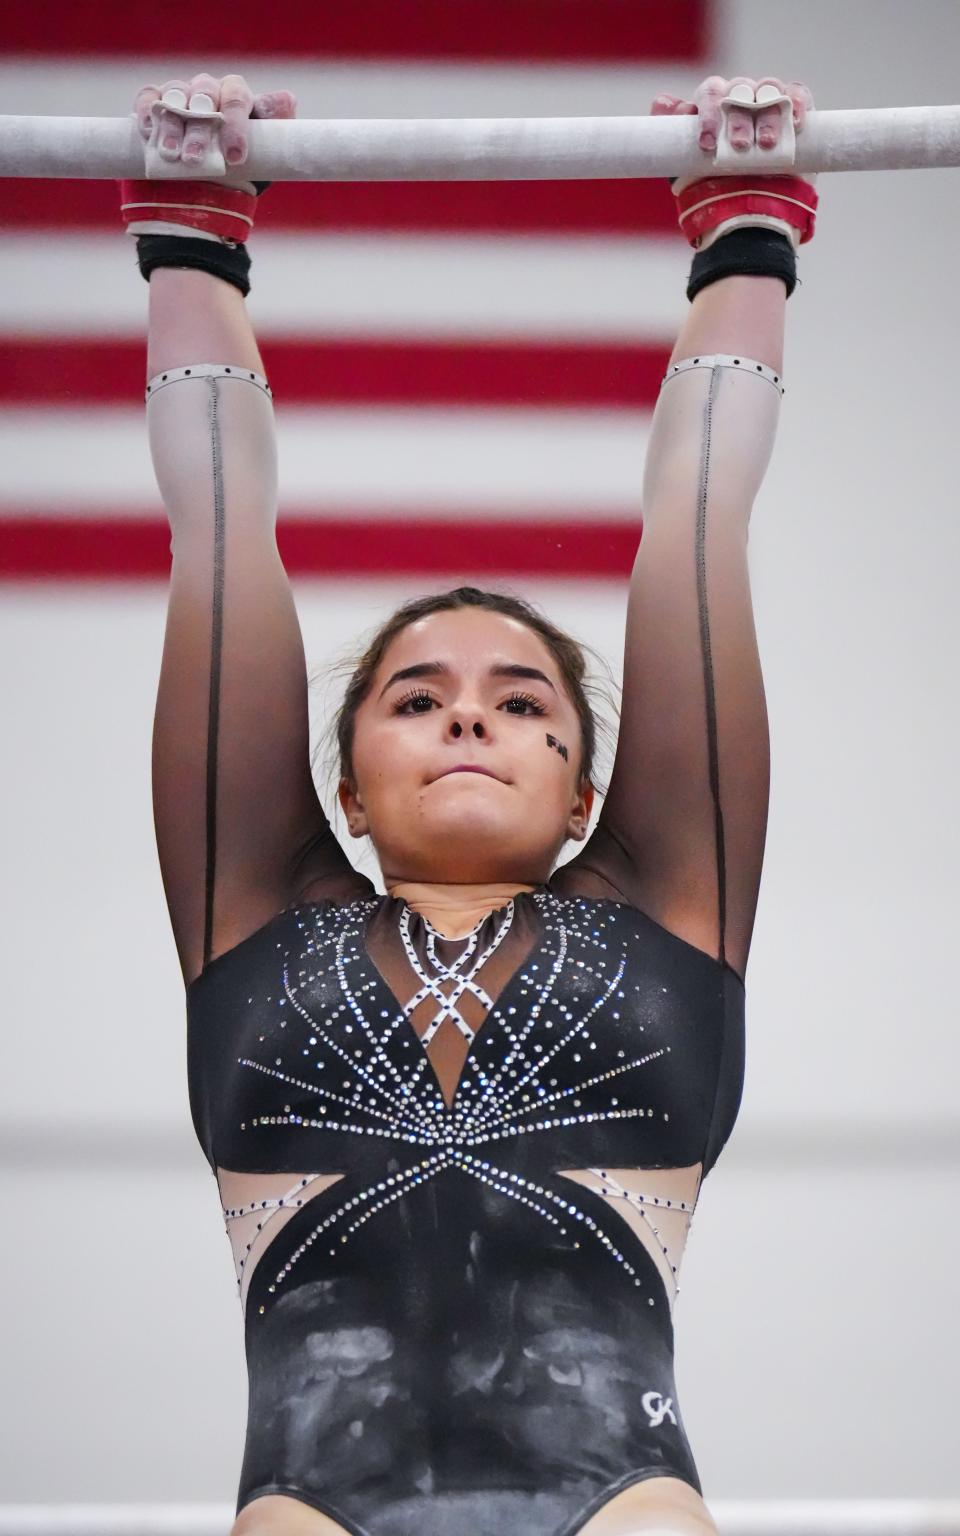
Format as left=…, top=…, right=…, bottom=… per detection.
left=393, top=688, right=547, bottom=717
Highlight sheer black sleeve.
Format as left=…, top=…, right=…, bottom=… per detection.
left=554, top=354, right=782, bottom=983
left=148, top=362, right=375, bottom=987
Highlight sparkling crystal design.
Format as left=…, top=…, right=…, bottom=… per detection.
left=219, top=890, right=708, bottom=1318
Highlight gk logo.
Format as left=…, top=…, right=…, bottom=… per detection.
left=642, top=1390, right=677, bottom=1428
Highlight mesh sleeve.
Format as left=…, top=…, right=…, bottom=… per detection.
left=557, top=354, right=781, bottom=983
left=148, top=363, right=374, bottom=987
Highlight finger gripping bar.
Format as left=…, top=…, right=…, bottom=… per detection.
left=144, top=88, right=227, bottom=179
left=713, top=85, right=797, bottom=171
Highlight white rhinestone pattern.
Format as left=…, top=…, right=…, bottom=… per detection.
left=221, top=1169, right=344, bottom=1311
left=223, top=891, right=701, bottom=1318
left=397, top=898, right=515, bottom=1046
left=556, top=1164, right=701, bottom=1307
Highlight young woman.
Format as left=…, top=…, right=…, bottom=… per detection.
left=124, top=67, right=817, bottom=1536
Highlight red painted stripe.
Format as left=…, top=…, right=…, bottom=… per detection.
left=8, top=178, right=679, bottom=235
left=0, top=515, right=641, bottom=580
left=0, top=337, right=669, bottom=408
left=2, top=1, right=707, bottom=61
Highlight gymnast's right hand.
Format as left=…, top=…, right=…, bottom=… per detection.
left=120, top=72, right=298, bottom=262
left=648, top=74, right=819, bottom=250
left=132, top=71, right=298, bottom=170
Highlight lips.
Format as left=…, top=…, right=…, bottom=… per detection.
left=437, top=765, right=500, bottom=781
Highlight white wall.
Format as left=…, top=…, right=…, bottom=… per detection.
left=2, top=0, right=959, bottom=1508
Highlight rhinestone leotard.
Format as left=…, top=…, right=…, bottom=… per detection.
left=187, top=881, right=744, bottom=1536
left=148, top=352, right=780, bottom=1536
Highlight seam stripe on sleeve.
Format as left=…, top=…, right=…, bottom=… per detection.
left=203, top=377, right=227, bottom=969
left=694, top=364, right=727, bottom=971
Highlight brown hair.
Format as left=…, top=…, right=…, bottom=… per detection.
left=312, top=585, right=620, bottom=832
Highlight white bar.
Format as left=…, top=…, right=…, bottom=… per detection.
left=2, top=105, right=960, bottom=179
left=2, top=1504, right=960, bottom=1535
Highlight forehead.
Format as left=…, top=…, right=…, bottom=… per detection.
left=379, top=608, right=556, bottom=672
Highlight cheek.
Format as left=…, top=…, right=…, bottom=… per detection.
left=543, top=731, right=571, bottom=766
left=355, top=715, right=429, bottom=790
left=350, top=717, right=386, bottom=797
left=521, top=728, right=575, bottom=805
left=529, top=716, right=575, bottom=775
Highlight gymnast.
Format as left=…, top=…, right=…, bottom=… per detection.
left=121, top=64, right=817, bottom=1536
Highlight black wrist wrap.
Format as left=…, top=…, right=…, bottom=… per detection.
left=135, top=234, right=252, bottom=296
left=686, top=226, right=797, bottom=301
left=133, top=180, right=272, bottom=298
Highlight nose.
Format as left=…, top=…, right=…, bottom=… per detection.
left=450, top=718, right=486, bottom=739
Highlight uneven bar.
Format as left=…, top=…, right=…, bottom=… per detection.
left=1, top=105, right=960, bottom=180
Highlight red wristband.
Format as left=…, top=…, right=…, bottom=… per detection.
left=118, top=179, right=259, bottom=243
left=673, top=174, right=818, bottom=249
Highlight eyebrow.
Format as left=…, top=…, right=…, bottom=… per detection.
left=378, top=660, right=557, bottom=701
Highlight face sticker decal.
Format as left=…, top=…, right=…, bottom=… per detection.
left=545, top=733, right=569, bottom=762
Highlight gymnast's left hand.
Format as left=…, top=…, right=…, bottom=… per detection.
left=132, top=70, right=298, bottom=169
left=650, top=74, right=815, bottom=154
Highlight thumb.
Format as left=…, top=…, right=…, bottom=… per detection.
left=252, top=89, right=298, bottom=119
left=651, top=95, right=698, bottom=116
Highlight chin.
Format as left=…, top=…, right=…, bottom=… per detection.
left=412, top=802, right=521, bottom=848
left=399, top=804, right=528, bottom=866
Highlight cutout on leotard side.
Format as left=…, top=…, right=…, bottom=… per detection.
left=557, top=1163, right=703, bottom=1310
left=217, top=1166, right=345, bottom=1314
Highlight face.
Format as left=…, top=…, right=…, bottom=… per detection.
left=338, top=608, right=594, bottom=886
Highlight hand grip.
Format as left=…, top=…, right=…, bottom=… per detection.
left=142, top=87, right=226, bottom=179
left=713, top=82, right=797, bottom=172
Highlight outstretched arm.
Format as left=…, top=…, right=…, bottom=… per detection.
left=141, top=75, right=373, bottom=988
left=562, top=76, right=814, bottom=982
left=576, top=274, right=782, bottom=982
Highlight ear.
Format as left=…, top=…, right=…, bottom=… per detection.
left=566, top=778, right=595, bottom=842
left=338, top=775, right=369, bottom=839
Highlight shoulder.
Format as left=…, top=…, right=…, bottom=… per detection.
left=546, top=860, right=628, bottom=906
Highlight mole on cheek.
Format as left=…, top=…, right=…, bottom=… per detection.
left=545, top=733, right=569, bottom=763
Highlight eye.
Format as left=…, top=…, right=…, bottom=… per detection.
left=503, top=691, right=547, bottom=716
left=391, top=688, right=546, bottom=715
left=393, top=688, right=436, bottom=714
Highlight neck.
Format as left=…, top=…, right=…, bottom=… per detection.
left=386, top=880, right=542, bottom=938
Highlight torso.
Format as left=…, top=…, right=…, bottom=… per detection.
left=189, top=885, right=743, bottom=1536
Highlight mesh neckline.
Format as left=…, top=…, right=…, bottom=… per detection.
left=390, top=882, right=550, bottom=944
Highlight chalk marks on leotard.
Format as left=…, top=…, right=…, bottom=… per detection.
left=545, top=733, right=569, bottom=762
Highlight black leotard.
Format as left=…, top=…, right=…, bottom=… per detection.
left=188, top=884, right=743, bottom=1536
left=148, top=350, right=780, bottom=1535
